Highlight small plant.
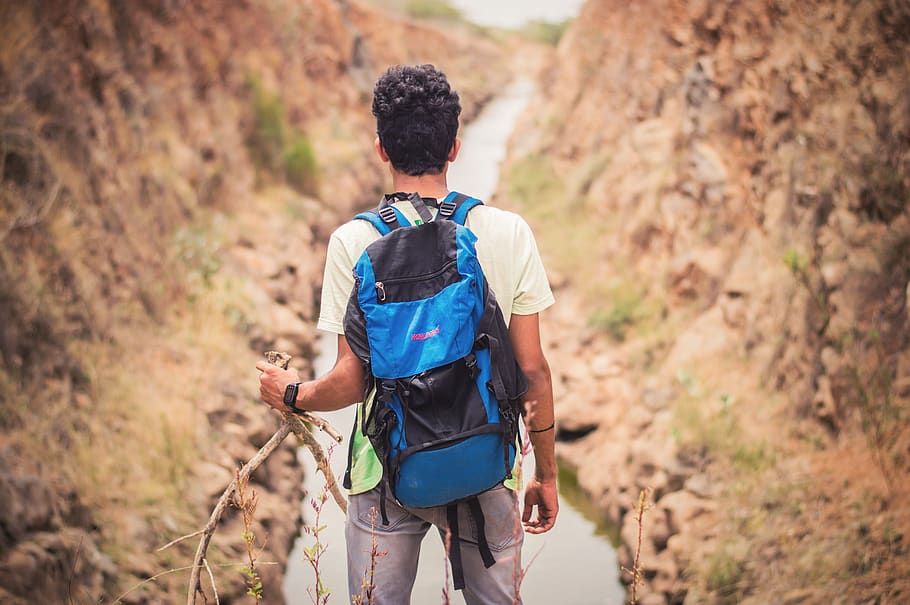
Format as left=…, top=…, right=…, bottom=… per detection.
left=622, top=488, right=652, bottom=605
left=442, top=528, right=452, bottom=605
left=174, top=226, right=222, bottom=289
left=234, top=472, right=264, bottom=603
left=352, top=506, right=387, bottom=605
left=511, top=425, right=540, bottom=604
left=302, top=484, right=330, bottom=605
left=845, top=328, right=902, bottom=495
left=783, top=246, right=829, bottom=334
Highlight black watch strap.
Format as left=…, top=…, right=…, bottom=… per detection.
left=283, top=382, right=303, bottom=413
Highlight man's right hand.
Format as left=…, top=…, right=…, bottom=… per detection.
left=255, top=362, right=301, bottom=412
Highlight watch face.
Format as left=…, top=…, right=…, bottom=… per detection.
left=283, top=383, right=298, bottom=406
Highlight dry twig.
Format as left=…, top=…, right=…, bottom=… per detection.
left=622, top=488, right=653, bottom=605
left=161, top=350, right=348, bottom=605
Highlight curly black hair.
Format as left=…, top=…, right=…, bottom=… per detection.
left=372, top=64, right=461, bottom=176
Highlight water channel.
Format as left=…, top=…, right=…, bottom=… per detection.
left=283, top=78, right=625, bottom=604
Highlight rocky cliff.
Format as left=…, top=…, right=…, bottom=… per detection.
left=501, top=1, right=909, bottom=603
left=0, top=1, right=505, bottom=602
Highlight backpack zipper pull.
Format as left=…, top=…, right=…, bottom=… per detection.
left=376, top=281, right=386, bottom=302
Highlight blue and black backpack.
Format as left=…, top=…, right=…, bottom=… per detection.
left=342, top=191, right=527, bottom=589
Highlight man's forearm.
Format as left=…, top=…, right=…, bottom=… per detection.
left=523, top=367, right=557, bottom=483
left=259, top=334, right=365, bottom=414
left=296, top=334, right=365, bottom=412
left=297, top=354, right=364, bottom=412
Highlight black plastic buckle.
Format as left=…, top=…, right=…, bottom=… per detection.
left=464, top=353, right=479, bottom=380
left=438, top=201, right=457, bottom=217
left=379, top=380, right=397, bottom=403
left=378, top=206, right=397, bottom=224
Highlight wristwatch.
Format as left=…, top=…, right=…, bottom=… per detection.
left=283, top=382, right=304, bottom=414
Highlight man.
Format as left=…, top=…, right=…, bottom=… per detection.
left=258, top=64, right=557, bottom=604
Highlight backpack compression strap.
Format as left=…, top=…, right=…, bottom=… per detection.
left=446, top=498, right=496, bottom=591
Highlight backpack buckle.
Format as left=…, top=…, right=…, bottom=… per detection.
left=438, top=201, right=457, bottom=217
left=379, top=206, right=397, bottom=224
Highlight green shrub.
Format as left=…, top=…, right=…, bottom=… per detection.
left=520, top=19, right=571, bottom=46
left=706, top=548, right=744, bottom=600
left=248, top=78, right=286, bottom=173
left=508, top=153, right=562, bottom=211
left=246, top=76, right=320, bottom=195
left=405, top=0, right=463, bottom=21
left=284, top=135, right=319, bottom=196
left=589, top=286, right=643, bottom=341
left=783, top=247, right=807, bottom=275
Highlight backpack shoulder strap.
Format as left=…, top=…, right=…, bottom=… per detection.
left=438, top=192, right=484, bottom=226
left=353, top=194, right=414, bottom=235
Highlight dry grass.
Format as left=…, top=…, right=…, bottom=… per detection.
left=0, top=208, right=266, bottom=596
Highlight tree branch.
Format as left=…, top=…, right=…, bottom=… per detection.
left=172, top=350, right=348, bottom=605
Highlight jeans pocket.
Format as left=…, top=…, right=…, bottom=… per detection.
left=352, top=487, right=410, bottom=531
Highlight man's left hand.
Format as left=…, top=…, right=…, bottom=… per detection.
left=522, top=478, right=559, bottom=534
left=255, top=361, right=301, bottom=412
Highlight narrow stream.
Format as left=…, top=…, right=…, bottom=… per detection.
left=284, top=80, right=625, bottom=604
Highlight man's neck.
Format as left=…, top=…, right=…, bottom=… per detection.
left=389, top=170, right=449, bottom=201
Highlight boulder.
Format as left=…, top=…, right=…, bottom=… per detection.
left=659, top=490, right=717, bottom=535
left=194, top=461, right=235, bottom=499
left=668, top=248, right=726, bottom=303
left=0, top=472, right=61, bottom=549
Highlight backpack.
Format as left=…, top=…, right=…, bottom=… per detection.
left=342, top=191, right=528, bottom=590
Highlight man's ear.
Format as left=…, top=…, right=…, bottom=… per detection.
left=374, top=137, right=390, bottom=163
left=448, top=138, right=461, bottom=162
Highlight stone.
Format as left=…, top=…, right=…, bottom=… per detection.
left=590, top=352, right=623, bottom=379
left=639, top=593, right=668, bottom=605
left=692, top=143, right=727, bottom=186
left=684, top=473, right=720, bottom=499
left=659, top=490, right=717, bottom=535
left=668, top=248, right=726, bottom=302
left=626, top=404, right=656, bottom=431
left=0, top=472, right=60, bottom=548
left=194, top=461, right=235, bottom=499
left=0, top=528, right=112, bottom=603
left=812, top=375, right=838, bottom=428
left=782, top=588, right=817, bottom=603
left=719, top=291, right=747, bottom=329
left=645, top=549, right=680, bottom=597
left=820, top=346, right=843, bottom=375
left=555, top=394, right=603, bottom=439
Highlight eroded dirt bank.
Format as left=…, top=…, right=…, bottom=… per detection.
left=0, top=2, right=507, bottom=602
left=498, top=1, right=910, bottom=603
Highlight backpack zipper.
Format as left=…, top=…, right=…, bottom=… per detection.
left=374, top=259, right=458, bottom=303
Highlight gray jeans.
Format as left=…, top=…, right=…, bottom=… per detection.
left=345, top=483, right=524, bottom=604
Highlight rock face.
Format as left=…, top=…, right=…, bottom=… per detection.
left=500, top=0, right=909, bottom=603
left=0, top=1, right=506, bottom=603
